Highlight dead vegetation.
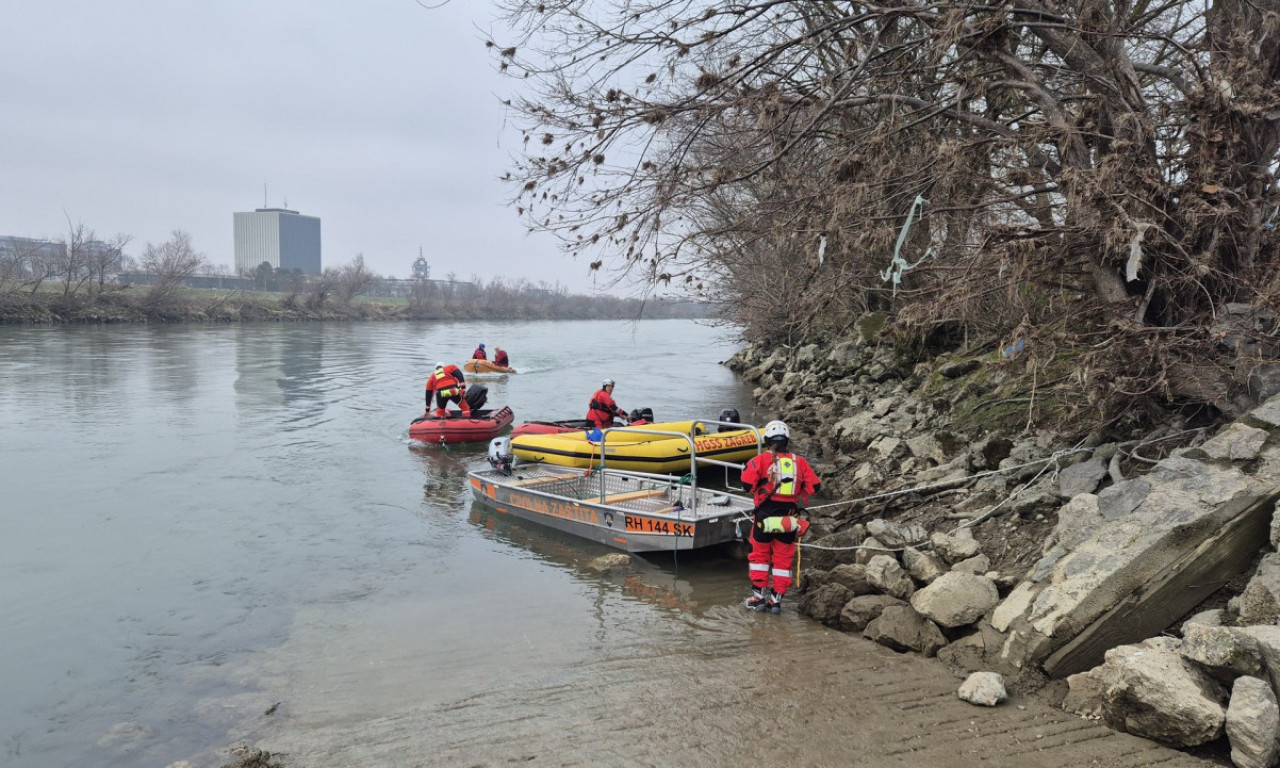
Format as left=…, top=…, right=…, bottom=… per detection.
left=493, top=0, right=1280, bottom=434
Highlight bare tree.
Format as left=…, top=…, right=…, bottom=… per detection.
left=492, top=0, right=1280, bottom=426
left=140, top=230, right=207, bottom=306
left=334, top=254, right=377, bottom=305
left=86, top=234, right=132, bottom=298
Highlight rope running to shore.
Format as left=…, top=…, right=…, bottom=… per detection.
left=733, top=443, right=1091, bottom=553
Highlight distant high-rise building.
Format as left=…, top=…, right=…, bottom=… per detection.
left=233, top=207, right=321, bottom=275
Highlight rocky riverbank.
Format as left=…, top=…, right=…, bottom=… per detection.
left=730, top=322, right=1280, bottom=767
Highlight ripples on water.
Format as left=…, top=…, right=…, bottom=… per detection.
left=0, top=319, right=801, bottom=767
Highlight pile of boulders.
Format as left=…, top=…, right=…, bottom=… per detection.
left=729, top=326, right=1280, bottom=767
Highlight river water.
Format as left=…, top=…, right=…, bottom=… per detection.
left=1, top=320, right=1218, bottom=768
left=0, top=319, right=772, bottom=766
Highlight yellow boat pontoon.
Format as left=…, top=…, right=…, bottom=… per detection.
left=510, top=419, right=763, bottom=474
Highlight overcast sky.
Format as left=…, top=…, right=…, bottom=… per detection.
left=0, top=1, right=614, bottom=294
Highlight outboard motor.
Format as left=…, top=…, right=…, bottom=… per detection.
left=464, top=384, right=489, bottom=411
left=487, top=436, right=514, bottom=474
left=717, top=408, right=741, bottom=432
left=628, top=407, right=654, bottom=425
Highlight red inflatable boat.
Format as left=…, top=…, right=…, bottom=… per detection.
left=409, top=406, right=514, bottom=445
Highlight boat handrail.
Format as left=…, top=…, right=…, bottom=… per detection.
left=597, top=426, right=700, bottom=513
left=690, top=419, right=763, bottom=490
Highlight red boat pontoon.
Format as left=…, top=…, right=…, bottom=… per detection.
left=409, top=406, right=514, bottom=445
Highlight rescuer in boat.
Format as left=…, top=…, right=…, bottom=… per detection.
left=493, top=347, right=510, bottom=368
left=586, top=379, right=627, bottom=428
left=472, top=343, right=487, bottom=361
left=740, top=420, right=820, bottom=613
left=426, top=362, right=471, bottom=419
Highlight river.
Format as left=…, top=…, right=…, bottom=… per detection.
left=0, top=320, right=1211, bottom=768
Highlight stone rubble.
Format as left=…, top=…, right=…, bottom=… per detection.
left=730, top=325, right=1280, bottom=766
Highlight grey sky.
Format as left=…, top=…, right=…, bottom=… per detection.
left=0, top=1, right=608, bottom=293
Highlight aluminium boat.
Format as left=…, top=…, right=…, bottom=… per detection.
left=469, top=432, right=757, bottom=552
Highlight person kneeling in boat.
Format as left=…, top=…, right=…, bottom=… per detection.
left=586, top=378, right=627, bottom=428
left=740, top=420, right=820, bottom=613
left=472, top=343, right=487, bottom=361
left=426, top=362, right=471, bottom=419
left=493, top=347, right=510, bottom=368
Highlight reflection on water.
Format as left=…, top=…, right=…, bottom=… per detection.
left=0, top=319, right=759, bottom=768
left=467, top=498, right=749, bottom=620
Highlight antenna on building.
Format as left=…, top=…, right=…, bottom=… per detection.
left=283, top=196, right=288, bottom=208
left=263, top=183, right=267, bottom=208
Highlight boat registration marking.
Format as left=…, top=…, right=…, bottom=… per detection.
left=695, top=432, right=758, bottom=452
left=507, top=491, right=597, bottom=523
left=624, top=516, right=694, bottom=537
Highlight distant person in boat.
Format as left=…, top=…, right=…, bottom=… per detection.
left=740, top=420, right=820, bottom=613
left=493, top=347, right=510, bottom=368
left=586, top=379, right=627, bottom=428
left=472, top=343, right=487, bottom=361
left=426, top=362, right=471, bottom=419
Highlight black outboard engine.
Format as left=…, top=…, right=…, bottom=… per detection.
left=464, top=384, right=489, bottom=411
left=628, top=407, right=654, bottom=425
left=487, top=436, right=514, bottom=474
left=717, top=408, right=741, bottom=432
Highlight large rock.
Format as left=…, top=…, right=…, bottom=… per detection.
left=931, top=529, right=981, bottom=564
left=902, top=547, right=947, bottom=584
left=864, top=605, right=947, bottom=656
left=866, top=519, right=928, bottom=549
left=1057, top=457, right=1108, bottom=499
left=1232, top=552, right=1280, bottom=625
left=1226, top=676, right=1280, bottom=768
left=1198, top=423, right=1270, bottom=462
left=839, top=594, right=904, bottom=632
left=958, top=672, right=1008, bottom=707
left=995, top=456, right=1271, bottom=677
left=1097, top=640, right=1227, bottom=748
left=799, top=583, right=854, bottom=626
left=1179, top=623, right=1264, bottom=677
left=866, top=554, right=915, bottom=600
left=911, top=572, right=1000, bottom=628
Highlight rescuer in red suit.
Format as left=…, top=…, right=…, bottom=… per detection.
left=586, top=379, right=626, bottom=428
left=425, top=362, right=470, bottom=418
left=739, top=420, right=820, bottom=612
left=472, top=343, right=487, bottom=361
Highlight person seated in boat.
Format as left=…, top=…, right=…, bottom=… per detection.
left=586, top=379, right=627, bottom=428
left=472, top=343, right=487, bottom=361
left=425, top=362, right=471, bottom=419
left=740, top=420, right=820, bottom=614
left=493, top=347, right=510, bottom=368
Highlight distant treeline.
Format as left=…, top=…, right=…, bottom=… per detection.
left=0, top=275, right=710, bottom=324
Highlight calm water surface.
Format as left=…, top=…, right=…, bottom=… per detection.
left=0, top=319, right=797, bottom=766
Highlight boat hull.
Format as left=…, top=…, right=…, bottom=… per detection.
left=409, top=406, right=514, bottom=445
left=468, top=465, right=752, bottom=552
left=510, top=421, right=761, bottom=473
left=464, top=359, right=517, bottom=374
left=511, top=419, right=595, bottom=438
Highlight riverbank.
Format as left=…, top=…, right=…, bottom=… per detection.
left=0, top=287, right=708, bottom=324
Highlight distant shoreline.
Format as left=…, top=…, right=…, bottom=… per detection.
left=0, top=289, right=711, bottom=325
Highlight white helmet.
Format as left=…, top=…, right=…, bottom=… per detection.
left=763, top=420, right=790, bottom=442
left=602, top=378, right=615, bottom=388
left=435, top=361, right=445, bottom=370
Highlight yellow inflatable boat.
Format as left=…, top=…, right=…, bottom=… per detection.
left=510, top=420, right=762, bottom=474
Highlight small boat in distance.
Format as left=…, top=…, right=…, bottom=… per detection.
left=469, top=433, right=757, bottom=552
left=409, top=406, right=515, bottom=445
left=464, top=358, right=517, bottom=374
